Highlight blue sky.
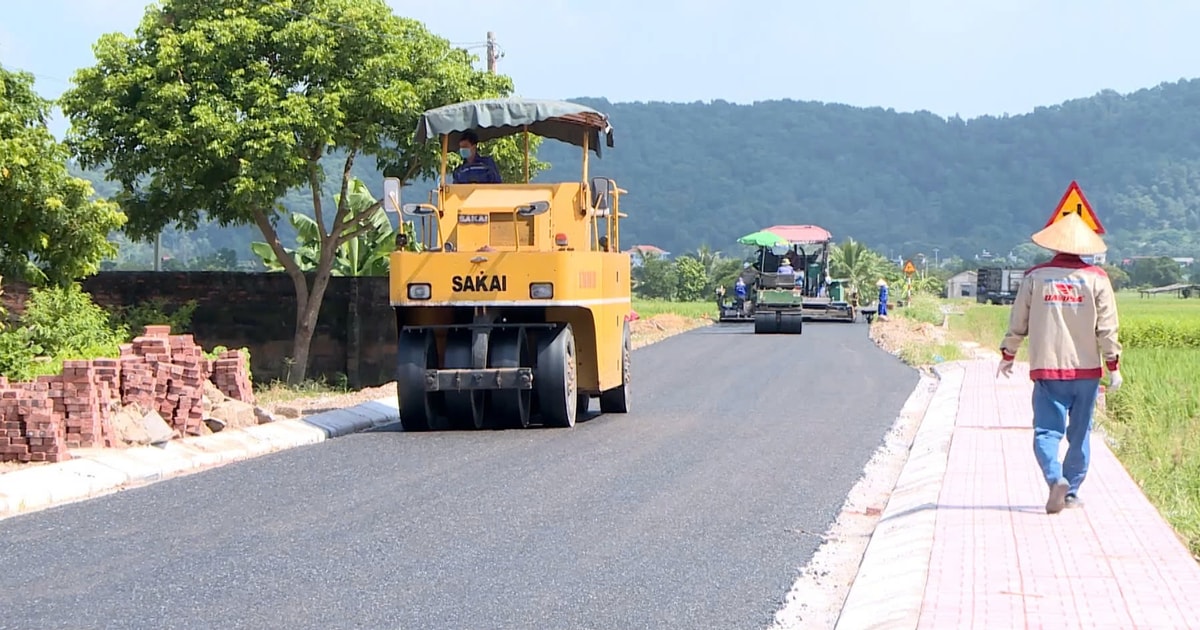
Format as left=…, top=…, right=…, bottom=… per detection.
left=3, top=0, right=1199, bottom=138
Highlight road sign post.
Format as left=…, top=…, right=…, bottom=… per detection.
left=1045, top=180, right=1105, bottom=234
left=903, top=260, right=916, bottom=276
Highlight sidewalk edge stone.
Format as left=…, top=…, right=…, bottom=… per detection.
left=834, top=364, right=965, bottom=630
left=0, top=396, right=395, bottom=521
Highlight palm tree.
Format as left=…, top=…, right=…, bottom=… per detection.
left=830, top=238, right=890, bottom=297
left=692, top=245, right=721, bottom=276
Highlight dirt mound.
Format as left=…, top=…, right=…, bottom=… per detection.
left=870, top=317, right=945, bottom=356
left=631, top=313, right=711, bottom=349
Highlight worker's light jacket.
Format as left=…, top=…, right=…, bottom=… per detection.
left=1000, top=253, right=1121, bottom=380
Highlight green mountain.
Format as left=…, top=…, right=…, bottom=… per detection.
left=78, top=78, right=1200, bottom=266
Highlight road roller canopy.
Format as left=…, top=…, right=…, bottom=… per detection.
left=414, top=98, right=615, bottom=157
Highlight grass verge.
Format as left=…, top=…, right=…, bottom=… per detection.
left=632, top=299, right=715, bottom=320
left=254, top=378, right=351, bottom=406
left=877, top=294, right=966, bottom=367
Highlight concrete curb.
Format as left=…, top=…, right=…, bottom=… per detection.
left=0, top=396, right=399, bottom=521
left=834, top=362, right=965, bottom=630
left=300, top=398, right=399, bottom=438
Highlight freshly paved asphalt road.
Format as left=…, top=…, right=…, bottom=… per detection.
left=0, top=322, right=918, bottom=630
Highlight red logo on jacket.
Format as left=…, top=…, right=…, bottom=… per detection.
left=1043, top=278, right=1085, bottom=304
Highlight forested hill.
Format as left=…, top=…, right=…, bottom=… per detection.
left=544, top=82, right=1200, bottom=259
left=78, top=78, right=1200, bottom=264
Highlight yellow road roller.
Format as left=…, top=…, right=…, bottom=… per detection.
left=385, top=98, right=632, bottom=431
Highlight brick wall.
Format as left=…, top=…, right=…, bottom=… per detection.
left=1, top=272, right=397, bottom=388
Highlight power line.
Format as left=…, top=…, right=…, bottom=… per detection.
left=0, top=61, right=71, bottom=86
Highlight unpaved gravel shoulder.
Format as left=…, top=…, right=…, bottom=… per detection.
left=769, top=370, right=938, bottom=629
left=768, top=314, right=999, bottom=628
left=768, top=318, right=946, bottom=629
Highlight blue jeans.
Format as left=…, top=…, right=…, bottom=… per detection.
left=1031, top=378, right=1100, bottom=495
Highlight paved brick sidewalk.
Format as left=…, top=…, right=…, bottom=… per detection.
left=837, top=359, right=1200, bottom=630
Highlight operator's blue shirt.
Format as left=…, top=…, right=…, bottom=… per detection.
left=453, top=155, right=502, bottom=184
left=735, top=282, right=747, bottom=299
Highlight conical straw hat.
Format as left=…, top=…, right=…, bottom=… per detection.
left=1030, top=212, right=1107, bottom=255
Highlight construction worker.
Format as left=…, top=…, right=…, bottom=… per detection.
left=453, top=130, right=502, bottom=184
left=777, top=257, right=794, bottom=275
left=876, top=279, right=889, bottom=320
left=998, top=213, right=1122, bottom=514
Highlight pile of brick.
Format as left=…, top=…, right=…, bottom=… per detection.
left=211, top=350, right=255, bottom=404
left=50, top=360, right=118, bottom=449
left=0, top=377, right=71, bottom=463
left=0, top=325, right=254, bottom=463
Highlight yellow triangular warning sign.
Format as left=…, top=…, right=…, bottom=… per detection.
left=1045, top=181, right=1105, bottom=234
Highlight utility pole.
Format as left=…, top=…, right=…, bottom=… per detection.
left=486, top=31, right=498, bottom=74
left=933, top=247, right=940, bottom=268
left=154, top=233, right=162, bottom=271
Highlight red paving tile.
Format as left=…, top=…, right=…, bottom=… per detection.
left=918, top=361, right=1200, bottom=629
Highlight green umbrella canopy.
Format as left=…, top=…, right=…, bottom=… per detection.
left=737, top=230, right=789, bottom=247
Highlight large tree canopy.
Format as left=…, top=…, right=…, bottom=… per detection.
left=61, top=0, right=541, bottom=383
left=0, top=65, right=125, bottom=285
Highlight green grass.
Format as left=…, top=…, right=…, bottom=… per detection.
left=1105, top=347, right=1200, bottom=555
left=631, top=299, right=715, bottom=320
left=937, top=292, right=1200, bottom=557
left=253, top=377, right=351, bottom=405
left=887, top=294, right=964, bottom=365
left=898, top=340, right=965, bottom=365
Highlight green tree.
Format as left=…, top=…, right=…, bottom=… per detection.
left=673, top=255, right=708, bottom=301
left=708, top=257, right=746, bottom=295
left=1128, top=257, right=1183, bottom=288
left=61, top=0, right=529, bottom=384
left=1100, top=264, right=1131, bottom=291
left=0, top=66, right=126, bottom=285
left=830, top=238, right=890, bottom=297
left=632, top=252, right=678, bottom=300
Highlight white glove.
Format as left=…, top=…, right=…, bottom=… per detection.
left=1107, top=370, right=1123, bottom=393
left=996, top=359, right=1014, bottom=379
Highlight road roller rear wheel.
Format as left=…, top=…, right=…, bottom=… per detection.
left=536, top=325, right=578, bottom=428
left=443, top=329, right=486, bottom=430
left=396, top=329, right=443, bottom=431
left=599, top=323, right=631, bottom=413
left=486, top=328, right=532, bottom=429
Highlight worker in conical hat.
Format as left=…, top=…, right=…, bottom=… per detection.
left=1030, top=210, right=1108, bottom=256
left=876, top=278, right=889, bottom=320
left=998, top=211, right=1121, bottom=514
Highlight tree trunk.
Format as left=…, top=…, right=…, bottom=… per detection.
left=287, top=263, right=336, bottom=386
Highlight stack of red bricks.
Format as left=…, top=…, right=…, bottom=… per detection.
left=211, top=350, right=255, bottom=404
left=0, top=378, right=70, bottom=463
left=0, top=324, right=255, bottom=463
left=47, top=360, right=117, bottom=449
left=120, top=326, right=217, bottom=437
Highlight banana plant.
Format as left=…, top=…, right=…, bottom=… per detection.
left=251, top=178, right=418, bottom=277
